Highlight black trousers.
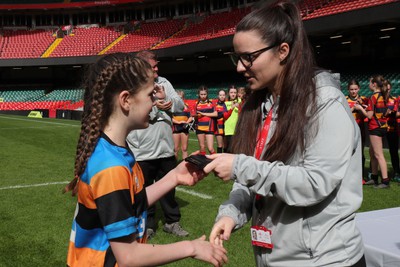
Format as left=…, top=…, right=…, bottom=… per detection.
left=352, top=255, right=366, bottom=267
left=138, top=156, right=181, bottom=230
left=386, top=131, right=400, bottom=174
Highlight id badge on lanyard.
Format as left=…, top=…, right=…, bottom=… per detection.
left=251, top=105, right=274, bottom=249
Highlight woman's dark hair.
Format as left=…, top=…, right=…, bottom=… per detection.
left=64, top=53, right=152, bottom=195
left=230, top=1, right=317, bottom=163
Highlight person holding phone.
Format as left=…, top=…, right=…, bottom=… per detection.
left=204, top=1, right=365, bottom=266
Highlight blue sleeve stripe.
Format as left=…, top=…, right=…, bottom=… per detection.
left=104, top=217, right=138, bottom=240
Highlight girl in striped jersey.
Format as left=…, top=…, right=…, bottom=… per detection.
left=64, top=53, right=227, bottom=267
left=215, top=89, right=233, bottom=153
left=385, top=80, right=400, bottom=182
left=172, top=90, right=193, bottom=160
left=359, top=75, right=391, bottom=188
left=195, top=85, right=217, bottom=155
left=345, top=80, right=368, bottom=181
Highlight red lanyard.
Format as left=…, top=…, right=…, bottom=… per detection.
left=254, top=105, right=274, bottom=160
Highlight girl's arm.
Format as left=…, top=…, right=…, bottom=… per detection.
left=186, top=116, right=194, bottom=124
left=354, top=103, right=372, bottom=119
left=108, top=162, right=227, bottom=266
left=110, top=234, right=227, bottom=266
left=145, top=161, right=203, bottom=206
left=198, top=110, right=218, bottom=117
left=172, top=117, right=184, bottom=124
left=223, top=109, right=233, bottom=120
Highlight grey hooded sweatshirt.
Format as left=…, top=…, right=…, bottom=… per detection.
left=216, top=71, right=364, bottom=267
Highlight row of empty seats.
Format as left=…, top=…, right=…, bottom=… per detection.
left=155, top=8, right=249, bottom=49
left=1, top=71, right=399, bottom=112
left=0, top=0, right=395, bottom=59
left=0, top=100, right=80, bottom=110
left=106, top=19, right=186, bottom=53
left=300, top=0, right=396, bottom=20
left=50, top=27, right=120, bottom=57
left=0, top=29, right=55, bottom=59
left=0, top=88, right=84, bottom=110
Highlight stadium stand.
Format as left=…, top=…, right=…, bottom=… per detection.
left=0, top=29, right=55, bottom=59
left=1, top=71, right=399, bottom=114
left=0, top=0, right=398, bottom=119
left=50, top=26, right=120, bottom=57
left=155, top=8, right=250, bottom=49
left=0, top=88, right=84, bottom=111
left=0, top=1, right=397, bottom=59
left=300, top=0, right=397, bottom=19
left=105, top=19, right=186, bottom=53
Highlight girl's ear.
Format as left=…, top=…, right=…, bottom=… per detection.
left=119, top=90, right=132, bottom=111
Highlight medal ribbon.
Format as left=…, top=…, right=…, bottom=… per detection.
left=254, top=105, right=274, bottom=204
left=253, top=105, right=274, bottom=242
left=254, top=105, right=274, bottom=160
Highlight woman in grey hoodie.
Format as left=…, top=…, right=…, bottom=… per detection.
left=204, top=1, right=365, bottom=266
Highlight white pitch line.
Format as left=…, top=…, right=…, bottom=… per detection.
left=0, top=181, right=213, bottom=200
left=0, top=181, right=69, bottom=191
left=0, top=115, right=79, bottom=127
left=176, top=187, right=213, bottom=199
left=2, top=125, right=72, bottom=130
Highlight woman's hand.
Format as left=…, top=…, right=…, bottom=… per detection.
left=209, top=217, right=236, bottom=247
left=190, top=235, right=228, bottom=267
left=203, top=153, right=235, bottom=182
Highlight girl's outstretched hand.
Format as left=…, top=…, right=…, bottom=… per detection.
left=203, top=153, right=235, bottom=182
left=209, top=217, right=236, bottom=247
left=191, top=235, right=228, bottom=267
left=174, top=160, right=206, bottom=186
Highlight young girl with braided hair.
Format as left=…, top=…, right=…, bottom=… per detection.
left=64, top=53, right=227, bottom=267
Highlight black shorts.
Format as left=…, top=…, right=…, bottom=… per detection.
left=173, top=129, right=189, bottom=134
left=196, top=130, right=214, bottom=135
left=369, top=128, right=387, bottom=137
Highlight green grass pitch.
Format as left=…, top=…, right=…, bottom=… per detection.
left=0, top=114, right=399, bottom=266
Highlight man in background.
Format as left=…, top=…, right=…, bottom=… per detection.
left=127, top=50, right=188, bottom=239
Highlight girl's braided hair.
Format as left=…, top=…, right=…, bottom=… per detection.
left=64, top=53, right=152, bottom=195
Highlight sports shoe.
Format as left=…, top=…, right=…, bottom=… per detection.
left=364, top=179, right=376, bottom=185
left=163, top=222, right=189, bottom=237
left=373, top=183, right=390, bottom=189
left=146, top=228, right=156, bottom=240
left=392, top=174, right=400, bottom=183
